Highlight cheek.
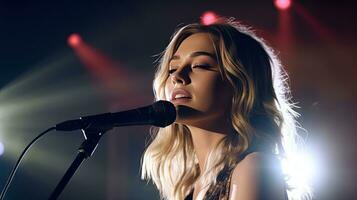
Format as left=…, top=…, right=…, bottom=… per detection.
left=194, top=75, right=231, bottom=110
left=196, top=75, right=220, bottom=98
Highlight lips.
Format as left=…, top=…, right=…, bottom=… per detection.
left=170, top=88, right=192, bottom=101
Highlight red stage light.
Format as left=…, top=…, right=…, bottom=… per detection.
left=274, top=0, right=292, bottom=11
left=68, top=33, right=82, bottom=47
left=201, top=11, right=218, bottom=25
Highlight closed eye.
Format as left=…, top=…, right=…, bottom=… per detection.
left=168, top=68, right=177, bottom=74
left=192, top=64, right=212, bottom=69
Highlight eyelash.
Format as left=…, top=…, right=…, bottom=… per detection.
left=193, top=64, right=210, bottom=69
left=168, top=64, right=210, bottom=74
left=168, top=69, right=176, bottom=74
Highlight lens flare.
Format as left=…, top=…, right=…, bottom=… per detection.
left=281, top=151, right=315, bottom=199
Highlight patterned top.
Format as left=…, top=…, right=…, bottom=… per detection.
left=184, top=165, right=235, bottom=200
left=184, top=152, right=289, bottom=200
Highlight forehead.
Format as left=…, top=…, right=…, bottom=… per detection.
left=174, top=33, right=216, bottom=56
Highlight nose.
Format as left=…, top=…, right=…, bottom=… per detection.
left=170, top=68, right=189, bottom=86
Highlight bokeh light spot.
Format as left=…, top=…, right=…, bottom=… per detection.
left=68, top=33, right=82, bottom=47
left=201, top=11, right=218, bottom=25
left=0, top=142, right=4, bottom=156
left=274, top=0, right=292, bottom=11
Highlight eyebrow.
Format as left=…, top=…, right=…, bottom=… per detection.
left=169, top=51, right=217, bottom=62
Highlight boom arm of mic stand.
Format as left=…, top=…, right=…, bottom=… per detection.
left=48, top=124, right=110, bottom=200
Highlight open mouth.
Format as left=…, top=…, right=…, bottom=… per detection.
left=173, top=94, right=191, bottom=100
left=171, top=88, right=192, bottom=102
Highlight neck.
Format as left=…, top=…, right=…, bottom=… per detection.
left=187, top=123, right=229, bottom=173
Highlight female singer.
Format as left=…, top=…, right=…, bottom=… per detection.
left=141, top=18, right=312, bottom=200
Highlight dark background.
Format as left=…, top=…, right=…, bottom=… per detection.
left=0, top=0, right=356, bottom=199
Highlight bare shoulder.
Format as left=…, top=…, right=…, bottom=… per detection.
left=229, top=152, right=286, bottom=200
left=231, top=152, right=282, bottom=181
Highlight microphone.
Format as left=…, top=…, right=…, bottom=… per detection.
left=55, top=100, right=176, bottom=131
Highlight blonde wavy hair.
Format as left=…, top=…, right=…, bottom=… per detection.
left=141, top=19, right=312, bottom=200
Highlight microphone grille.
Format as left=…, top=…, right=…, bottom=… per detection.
left=151, top=100, right=176, bottom=127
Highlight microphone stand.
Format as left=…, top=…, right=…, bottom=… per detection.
left=48, top=123, right=109, bottom=200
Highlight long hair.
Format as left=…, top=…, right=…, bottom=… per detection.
left=141, top=18, right=312, bottom=200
